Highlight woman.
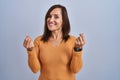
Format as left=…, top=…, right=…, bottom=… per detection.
left=23, top=4, right=85, bottom=80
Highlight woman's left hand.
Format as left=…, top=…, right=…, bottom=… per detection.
left=75, top=33, right=85, bottom=48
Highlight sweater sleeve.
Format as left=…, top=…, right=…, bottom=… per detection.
left=27, top=37, right=41, bottom=73
left=67, top=36, right=83, bottom=73
left=70, top=50, right=83, bottom=73
left=68, top=35, right=83, bottom=73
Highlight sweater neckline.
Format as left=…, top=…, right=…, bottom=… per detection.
left=47, top=40, right=64, bottom=48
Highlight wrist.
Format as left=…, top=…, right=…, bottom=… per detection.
left=27, top=47, right=33, bottom=51
left=74, top=47, right=83, bottom=52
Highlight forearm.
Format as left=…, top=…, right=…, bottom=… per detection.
left=70, top=51, right=83, bottom=73
left=27, top=49, right=40, bottom=73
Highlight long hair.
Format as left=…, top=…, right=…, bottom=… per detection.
left=41, top=4, right=70, bottom=42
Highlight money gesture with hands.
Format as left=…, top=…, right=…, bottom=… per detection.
left=23, top=33, right=85, bottom=51
left=75, top=33, right=85, bottom=49
left=23, top=36, right=34, bottom=51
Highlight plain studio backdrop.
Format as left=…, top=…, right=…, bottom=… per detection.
left=0, top=0, right=120, bottom=80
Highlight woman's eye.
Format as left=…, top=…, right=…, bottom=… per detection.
left=54, top=15, right=59, bottom=19
left=47, top=15, right=51, bottom=18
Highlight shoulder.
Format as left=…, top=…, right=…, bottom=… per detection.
left=65, top=35, right=76, bottom=43
left=64, top=35, right=76, bottom=48
left=34, top=35, right=43, bottom=43
left=68, top=35, right=76, bottom=41
left=35, top=35, right=42, bottom=40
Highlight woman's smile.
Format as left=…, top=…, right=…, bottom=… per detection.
left=48, top=22, right=56, bottom=27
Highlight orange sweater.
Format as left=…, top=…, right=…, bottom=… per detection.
left=27, top=35, right=83, bottom=80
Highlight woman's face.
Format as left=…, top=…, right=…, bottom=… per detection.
left=47, top=8, right=63, bottom=32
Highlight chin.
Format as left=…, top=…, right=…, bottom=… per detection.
left=48, top=27, right=55, bottom=31
left=48, top=28, right=55, bottom=32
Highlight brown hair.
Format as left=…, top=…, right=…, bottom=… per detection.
left=41, top=4, right=70, bottom=42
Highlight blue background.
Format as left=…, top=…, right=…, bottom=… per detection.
left=0, top=0, right=120, bottom=80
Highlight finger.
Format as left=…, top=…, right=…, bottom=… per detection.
left=26, top=37, right=32, bottom=48
left=79, top=34, right=85, bottom=46
left=77, top=38, right=81, bottom=45
left=24, top=37, right=30, bottom=48
left=23, top=36, right=31, bottom=48
left=29, top=41, right=34, bottom=48
left=78, top=37, right=83, bottom=46
left=77, top=35, right=85, bottom=47
left=80, top=33, right=85, bottom=44
left=23, top=37, right=28, bottom=48
left=75, top=38, right=81, bottom=47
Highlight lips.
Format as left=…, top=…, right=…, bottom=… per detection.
left=49, top=23, right=54, bottom=26
left=48, top=22, right=56, bottom=27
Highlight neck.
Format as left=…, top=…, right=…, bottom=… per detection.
left=51, top=29, right=62, bottom=40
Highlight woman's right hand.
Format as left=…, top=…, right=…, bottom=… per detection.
left=23, top=36, right=34, bottom=51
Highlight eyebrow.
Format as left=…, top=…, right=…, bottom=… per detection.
left=49, top=13, right=61, bottom=15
